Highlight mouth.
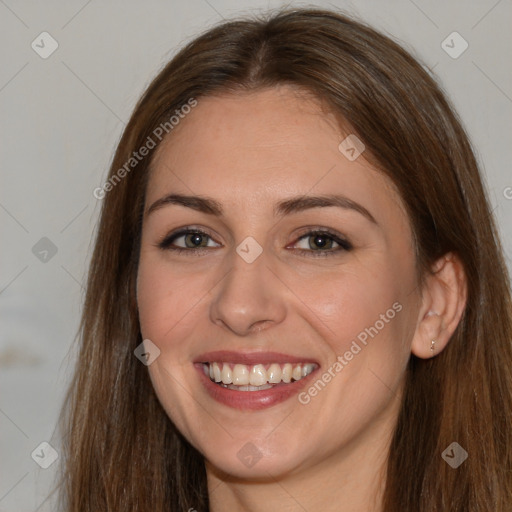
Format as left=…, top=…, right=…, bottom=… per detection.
left=194, top=351, right=319, bottom=410
left=202, top=361, right=317, bottom=390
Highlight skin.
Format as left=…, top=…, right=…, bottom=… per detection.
left=136, top=86, right=467, bottom=512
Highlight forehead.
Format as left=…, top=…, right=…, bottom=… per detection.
left=146, top=86, right=405, bottom=222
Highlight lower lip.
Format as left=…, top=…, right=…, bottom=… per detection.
left=195, top=364, right=317, bottom=410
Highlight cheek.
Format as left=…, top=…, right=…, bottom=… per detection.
left=137, top=256, right=205, bottom=340
left=291, top=263, right=411, bottom=424
left=136, top=267, right=197, bottom=385
left=137, top=262, right=170, bottom=340
left=136, top=258, right=208, bottom=438
left=288, top=253, right=411, bottom=353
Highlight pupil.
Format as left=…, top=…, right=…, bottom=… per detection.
left=188, top=233, right=204, bottom=247
left=312, top=235, right=329, bottom=249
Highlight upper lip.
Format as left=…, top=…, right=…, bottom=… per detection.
left=194, top=350, right=319, bottom=366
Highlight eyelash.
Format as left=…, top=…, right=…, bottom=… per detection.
left=156, top=226, right=353, bottom=257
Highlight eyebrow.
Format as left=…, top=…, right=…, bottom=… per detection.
left=146, top=193, right=377, bottom=224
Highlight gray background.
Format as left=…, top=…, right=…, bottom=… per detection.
left=1, top=0, right=511, bottom=510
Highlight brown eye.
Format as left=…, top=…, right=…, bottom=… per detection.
left=158, top=228, right=221, bottom=251
left=293, top=230, right=352, bottom=255
left=308, top=234, right=336, bottom=250
left=183, top=232, right=209, bottom=248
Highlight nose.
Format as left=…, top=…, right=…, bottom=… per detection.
left=209, top=254, right=287, bottom=336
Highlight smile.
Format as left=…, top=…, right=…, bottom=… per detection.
left=202, top=362, right=318, bottom=390
left=195, top=351, right=320, bottom=410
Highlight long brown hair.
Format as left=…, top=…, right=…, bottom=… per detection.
left=59, top=8, right=512, bottom=511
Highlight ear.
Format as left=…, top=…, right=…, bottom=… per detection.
left=411, top=252, right=467, bottom=359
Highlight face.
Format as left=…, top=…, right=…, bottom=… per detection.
left=136, top=86, right=422, bottom=479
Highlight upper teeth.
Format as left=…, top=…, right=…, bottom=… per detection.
left=204, top=362, right=317, bottom=386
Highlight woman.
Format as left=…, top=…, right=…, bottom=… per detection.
left=59, top=7, right=512, bottom=511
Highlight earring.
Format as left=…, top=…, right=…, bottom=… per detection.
left=430, top=339, right=436, bottom=356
